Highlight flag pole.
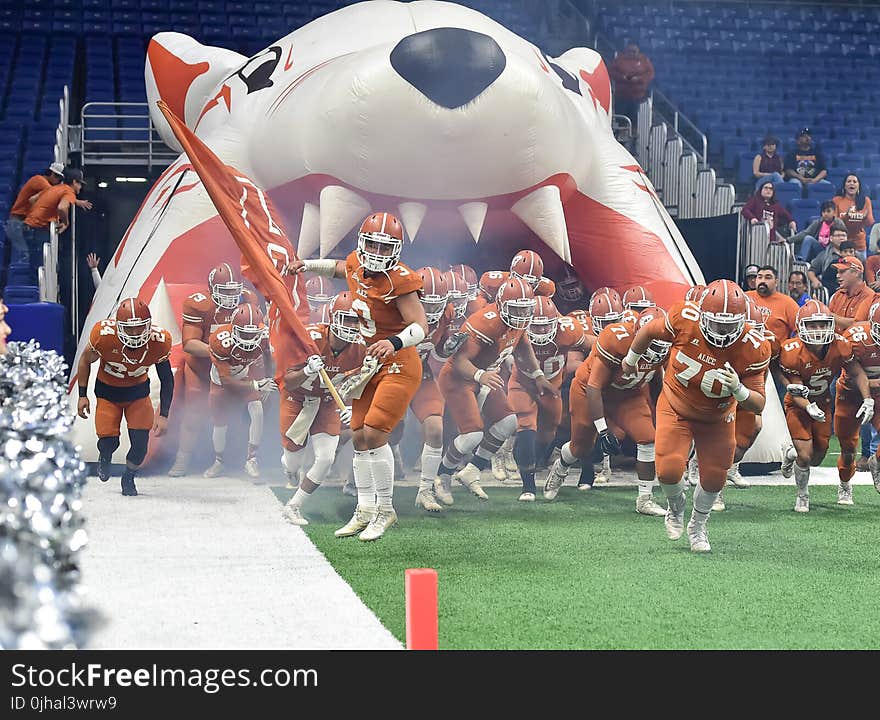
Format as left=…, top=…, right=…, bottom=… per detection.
left=319, top=368, right=347, bottom=411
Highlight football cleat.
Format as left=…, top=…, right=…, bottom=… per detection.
left=491, top=453, right=508, bottom=482
left=203, top=458, right=225, bottom=478
left=502, top=448, right=518, bottom=475
left=415, top=489, right=444, bottom=512
left=687, top=518, right=711, bottom=553
left=577, top=482, right=592, bottom=491
left=837, top=483, right=854, bottom=506
left=794, top=493, right=810, bottom=513
left=543, top=459, right=568, bottom=500
left=780, top=442, right=796, bottom=479
left=664, top=494, right=686, bottom=540
left=726, top=466, right=750, bottom=489
left=359, top=507, right=398, bottom=541
left=168, top=453, right=190, bottom=477
left=636, top=494, right=667, bottom=516
left=433, top=476, right=454, bottom=505
left=518, top=491, right=536, bottom=502
left=869, top=455, right=880, bottom=494
left=335, top=506, right=375, bottom=538
left=712, top=491, right=726, bottom=512
left=593, top=454, right=611, bottom=484
left=686, top=456, right=699, bottom=486
left=244, top=457, right=260, bottom=478
left=454, top=463, right=489, bottom=500
left=282, top=503, right=309, bottom=526
left=97, top=456, right=111, bottom=483
left=121, top=471, right=138, bottom=497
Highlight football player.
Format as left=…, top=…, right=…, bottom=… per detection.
left=77, top=298, right=173, bottom=496
left=622, top=285, right=655, bottom=313
left=623, top=279, right=771, bottom=552
left=778, top=300, right=870, bottom=511
left=435, top=277, right=556, bottom=501
left=280, top=292, right=366, bottom=525
left=449, top=263, right=481, bottom=315
left=204, top=302, right=277, bottom=479
left=289, top=212, right=427, bottom=541
left=546, top=305, right=669, bottom=515
left=475, top=249, right=557, bottom=312
left=508, top=297, right=586, bottom=501
left=306, top=275, right=337, bottom=325
left=170, top=263, right=255, bottom=476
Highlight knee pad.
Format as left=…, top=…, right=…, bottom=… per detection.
left=247, top=401, right=263, bottom=446
left=454, top=431, right=483, bottom=455
left=126, top=429, right=150, bottom=467
left=97, top=435, right=120, bottom=459
left=636, top=443, right=656, bottom=462
left=309, top=433, right=339, bottom=484
left=488, top=414, right=517, bottom=442
left=513, top=429, right=537, bottom=468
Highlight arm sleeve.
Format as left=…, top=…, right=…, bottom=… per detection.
left=90, top=267, right=101, bottom=290
left=155, top=359, right=174, bottom=417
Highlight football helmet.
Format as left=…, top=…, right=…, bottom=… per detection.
left=699, top=280, right=746, bottom=348
left=745, top=298, right=768, bottom=335
left=684, top=284, right=707, bottom=304
left=870, top=302, right=880, bottom=346
left=638, top=305, right=672, bottom=364
left=557, top=266, right=584, bottom=303
left=115, top=298, right=152, bottom=349
left=497, top=277, right=536, bottom=329
left=208, top=263, right=243, bottom=310
left=357, top=212, right=404, bottom=272
left=330, top=291, right=361, bottom=343
left=509, top=249, right=544, bottom=291
left=796, top=299, right=835, bottom=345
left=623, top=285, right=654, bottom=313
left=528, top=296, right=560, bottom=345
left=589, top=289, right=625, bottom=335
left=306, top=276, right=335, bottom=313
left=417, top=267, right=449, bottom=324
left=230, top=302, right=266, bottom=352
left=444, top=270, right=470, bottom=319
left=450, top=264, right=478, bottom=301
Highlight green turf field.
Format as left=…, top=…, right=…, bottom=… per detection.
left=273, top=484, right=880, bottom=649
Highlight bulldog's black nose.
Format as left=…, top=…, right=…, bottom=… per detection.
left=390, top=27, right=506, bottom=109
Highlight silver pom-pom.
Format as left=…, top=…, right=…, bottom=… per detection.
left=0, top=340, right=99, bottom=649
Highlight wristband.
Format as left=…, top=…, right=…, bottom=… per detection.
left=624, top=348, right=643, bottom=367
left=732, top=383, right=750, bottom=402
left=303, top=259, right=338, bottom=277
left=389, top=335, right=404, bottom=352
left=78, top=386, right=88, bottom=398
left=594, top=417, right=608, bottom=433
left=473, top=369, right=485, bottom=384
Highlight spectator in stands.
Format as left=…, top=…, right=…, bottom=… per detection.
left=784, top=128, right=830, bottom=194
left=808, top=229, right=853, bottom=295
left=746, top=265, right=799, bottom=343
left=0, top=297, right=9, bottom=355
left=865, top=254, right=880, bottom=291
left=609, top=44, right=655, bottom=129
left=787, top=270, right=810, bottom=306
left=22, top=169, right=92, bottom=284
left=752, top=135, right=785, bottom=188
left=833, top=173, right=874, bottom=260
left=742, top=263, right=759, bottom=291
left=789, top=200, right=847, bottom=262
left=86, top=252, right=102, bottom=290
left=742, top=180, right=797, bottom=240
left=828, top=255, right=875, bottom=331
left=4, top=162, right=65, bottom=269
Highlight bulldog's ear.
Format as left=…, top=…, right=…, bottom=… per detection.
left=146, top=32, right=246, bottom=151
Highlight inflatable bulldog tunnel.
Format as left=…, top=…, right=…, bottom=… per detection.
left=70, top=0, right=709, bottom=463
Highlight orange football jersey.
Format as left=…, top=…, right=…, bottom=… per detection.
left=778, top=334, right=853, bottom=401
left=514, top=315, right=585, bottom=388
left=839, top=322, right=880, bottom=395
left=89, top=320, right=172, bottom=388
left=344, top=251, right=423, bottom=342
left=647, top=300, right=770, bottom=421
left=581, top=315, right=661, bottom=394
left=208, top=323, right=267, bottom=383
left=479, top=270, right=555, bottom=302
left=460, top=304, right=528, bottom=372
left=287, top=323, right=365, bottom=401
left=181, top=287, right=259, bottom=373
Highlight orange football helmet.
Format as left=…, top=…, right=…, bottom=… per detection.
left=417, top=267, right=449, bottom=324
left=497, top=277, right=536, bottom=329
left=357, top=212, right=404, bottom=272
left=684, top=284, right=707, bottom=304
left=796, top=299, right=835, bottom=345
left=638, top=305, right=671, bottom=364
left=509, top=249, right=544, bottom=290
left=450, top=264, right=478, bottom=300
left=208, top=262, right=243, bottom=309
left=230, top=302, right=266, bottom=351
left=699, top=279, right=746, bottom=347
left=444, top=270, right=470, bottom=319
left=588, top=289, right=624, bottom=335
left=745, top=297, right=769, bottom=335
left=528, top=296, right=560, bottom=345
left=623, top=285, right=654, bottom=312
left=330, top=291, right=361, bottom=343
left=115, top=297, right=152, bottom=349
left=306, top=276, right=335, bottom=312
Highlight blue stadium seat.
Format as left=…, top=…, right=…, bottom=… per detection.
left=789, top=199, right=821, bottom=229
left=4, top=285, right=40, bottom=304
left=773, top=182, right=801, bottom=208
left=806, top=183, right=836, bottom=202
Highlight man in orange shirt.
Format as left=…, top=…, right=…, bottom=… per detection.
left=2, top=162, right=65, bottom=289
left=746, top=265, right=799, bottom=345
left=22, top=168, right=92, bottom=284
left=829, top=257, right=875, bottom=329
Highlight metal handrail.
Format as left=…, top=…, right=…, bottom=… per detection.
left=80, top=101, right=178, bottom=170
left=650, top=88, right=707, bottom=166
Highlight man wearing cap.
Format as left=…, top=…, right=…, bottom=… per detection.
left=742, top=264, right=759, bottom=292
left=2, top=162, right=65, bottom=289
left=752, top=135, right=785, bottom=188
left=22, top=168, right=92, bottom=285
left=784, top=128, right=831, bottom=195
left=828, top=255, right=875, bottom=330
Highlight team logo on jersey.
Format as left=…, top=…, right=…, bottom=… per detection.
left=387, top=363, right=402, bottom=374
left=690, top=338, right=700, bottom=345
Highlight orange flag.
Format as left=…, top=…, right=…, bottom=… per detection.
left=156, top=101, right=318, bottom=371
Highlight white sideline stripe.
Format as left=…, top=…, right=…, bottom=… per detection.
left=80, top=474, right=401, bottom=649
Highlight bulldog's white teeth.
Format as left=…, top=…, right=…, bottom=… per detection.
left=147, top=277, right=181, bottom=346
left=297, top=202, right=320, bottom=258
left=319, top=185, right=371, bottom=258
left=510, top=185, right=571, bottom=263
left=398, top=202, right=427, bottom=242
left=458, top=201, right=488, bottom=243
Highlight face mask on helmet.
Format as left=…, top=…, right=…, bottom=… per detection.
left=644, top=339, right=672, bottom=365
left=118, top=318, right=151, bottom=349
left=700, top=313, right=745, bottom=347
left=500, top=297, right=535, bottom=329
left=331, top=308, right=361, bottom=343
left=511, top=269, right=541, bottom=290
left=798, top=316, right=835, bottom=345
left=232, top=322, right=265, bottom=351
left=420, top=295, right=447, bottom=324
left=528, top=315, right=558, bottom=345
left=357, top=233, right=402, bottom=272
left=591, top=311, right=622, bottom=336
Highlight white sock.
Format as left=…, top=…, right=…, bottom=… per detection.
left=661, top=478, right=685, bottom=501
left=353, top=450, right=375, bottom=510
left=369, top=444, right=395, bottom=510
left=247, top=401, right=263, bottom=446
left=638, top=479, right=654, bottom=496
left=692, top=484, right=717, bottom=518
left=420, top=444, right=443, bottom=491
left=794, top=463, right=810, bottom=493
left=840, top=480, right=851, bottom=489
left=290, top=487, right=311, bottom=509
left=560, top=442, right=577, bottom=466
left=727, top=461, right=739, bottom=478
left=212, top=426, right=227, bottom=457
